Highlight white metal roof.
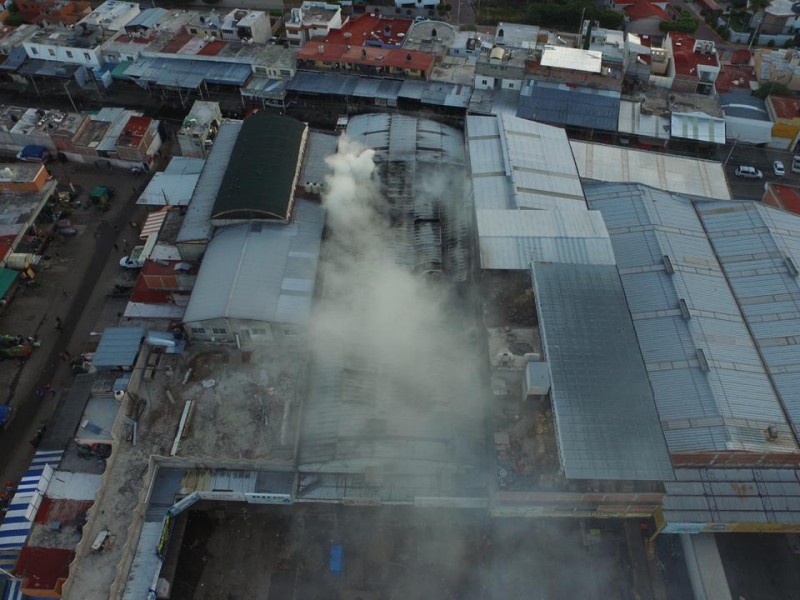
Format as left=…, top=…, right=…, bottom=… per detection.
left=476, top=209, right=615, bottom=269
left=571, top=141, right=731, bottom=200
left=541, top=46, right=603, bottom=73
left=137, top=158, right=205, bottom=207
left=698, top=201, right=800, bottom=438
left=671, top=111, right=726, bottom=144
left=618, top=99, right=670, bottom=141
left=466, top=113, right=586, bottom=212
left=586, top=183, right=799, bottom=455
left=183, top=199, right=324, bottom=325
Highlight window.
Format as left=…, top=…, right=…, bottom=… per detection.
left=252, top=328, right=267, bottom=335
left=481, top=79, right=488, bottom=85
left=191, top=327, right=205, bottom=334
left=66, top=50, right=73, bottom=58
left=211, top=327, right=227, bottom=334
left=31, top=47, right=38, bottom=55
left=190, top=28, right=197, bottom=34
left=280, top=69, right=292, bottom=77
left=48, top=48, right=55, bottom=56
left=83, top=52, right=91, bottom=61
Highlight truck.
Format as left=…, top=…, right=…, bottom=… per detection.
left=89, top=185, right=115, bottom=211
left=16, top=145, right=50, bottom=163
left=119, top=233, right=157, bottom=269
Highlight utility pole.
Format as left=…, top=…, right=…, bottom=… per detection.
left=723, top=137, right=739, bottom=168
left=63, top=80, right=78, bottom=113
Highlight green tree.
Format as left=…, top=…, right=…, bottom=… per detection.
left=754, top=82, right=792, bottom=98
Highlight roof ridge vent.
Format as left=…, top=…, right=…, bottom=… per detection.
left=663, top=254, right=675, bottom=274
left=696, top=348, right=710, bottom=373
left=785, top=254, right=799, bottom=278
left=678, top=298, right=691, bottom=320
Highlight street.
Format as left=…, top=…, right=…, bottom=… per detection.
left=722, top=144, right=799, bottom=199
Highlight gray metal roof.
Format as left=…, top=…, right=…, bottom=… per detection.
left=517, top=80, right=621, bottom=133
left=352, top=77, right=403, bottom=101
left=287, top=70, right=360, bottom=96
left=663, top=467, right=800, bottom=526
left=300, top=131, right=338, bottom=187
left=586, top=183, right=799, bottom=455
left=39, top=373, right=96, bottom=452
left=92, top=326, right=145, bottom=368
left=466, top=113, right=586, bottom=212
left=476, top=209, right=616, bottom=269
left=698, top=201, right=800, bottom=439
left=183, top=199, right=324, bottom=325
left=123, top=57, right=252, bottom=89
left=177, top=120, right=241, bottom=244
left=136, top=157, right=204, bottom=206
left=532, top=261, right=674, bottom=481
left=719, top=93, right=771, bottom=122
left=124, top=7, right=167, bottom=29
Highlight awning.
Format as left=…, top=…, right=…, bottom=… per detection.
left=92, top=326, right=145, bottom=368
left=146, top=331, right=185, bottom=354
left=139, top=209, right=170, bottom=240
left=0, top=268, right=18, bottom=298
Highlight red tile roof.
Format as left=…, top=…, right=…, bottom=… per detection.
left=767, top=183, right=800, bottom=214
left=16, top=547, right=73, bottom=593
left=322, top=14, right=411, bottom=47
left=117, top=115, right=151, bottom=148
left=160, top=32, right=193, bottom=54
left=297, top=41, right=347, bottom=62
left=730, top=49, right=752, bottom=65
left=341, top=44, right=434, bottom=71
left=769, top=95, right=800, bottom=120
left=624, top=0, right=669, bottom=20
left=198, top=40, right=226, bottom=56
left=670, top=33, right=718, bottom=77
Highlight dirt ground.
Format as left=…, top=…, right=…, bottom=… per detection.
left=168, top=503, right=638, bottom=600
left=0, top=154, right=167, bottom=488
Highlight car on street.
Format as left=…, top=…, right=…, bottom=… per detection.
left=735, top=165, right=763, bottom=179
left=774, top=160, right=785, bottom=177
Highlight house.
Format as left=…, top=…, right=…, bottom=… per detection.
left=114, top=115, right=159, bottom=163
left=765, top=95, right=800, bottom=151
left=720, top=92, right=773, bottom=144
left=185, top=8, right=274, bottom=44
left=753, top=0, right=800, bottom=36
left=623, top=0, right=671, bottom=39
left=285, top=1, right=343, bottom=47
left=22, top=23, right=105, bottom=67
left=77, top=0, right=139, bottom=32
left=666, top=32, right=720, bottom=94
left=754, top=48, right=800, bottom=92
left=14, top=0, right=91, bottom=26
left=177, top=101, right=221, bottom=159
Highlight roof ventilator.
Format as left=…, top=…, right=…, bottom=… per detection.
left=663, top=254, right=675, bottom=274
left=766, top=424, right=779, bottom=441
left=679, top=298, right=691, bottom=320
left=696, top=348, right=710, bottom=373
left=785, top=255, right=799, bottom=278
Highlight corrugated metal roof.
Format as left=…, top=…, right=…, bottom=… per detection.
left=287, top=70, right=360, bottom=96
left=183, top=199, right=324, bottom=325
left=177, top=120, right=241, bottom=244
left=670, top=111, right=726, bottom=144
left=570, top=141, right=731, bottom=200
left=124, top=7, right=167, bottom=29
left=121, top=522, right=162, bottom=600
left=699, top=201, right=800, bottom=436
left=92, top=326, right=145, bottom=368
left=466, top=114, right=585, bottom=212
left=517, top=80, right=620, bottom=133
left=586, top=183, right=799, bottom=454
left=532, top=261, right=674, bottom=480
left=300, top=131, right=338, bottom=187
left=663, top=467, right=800, bottom=526
left=352, top=77, right=403, bottom=100
left=476, top=209, right=615, bottom=269
left=123, top=56, right=251, bottom=88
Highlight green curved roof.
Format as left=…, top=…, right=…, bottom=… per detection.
left=211, top=113, right=307, bottom=221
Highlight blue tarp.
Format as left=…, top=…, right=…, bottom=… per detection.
left=330, top=544, right=343, bottom=575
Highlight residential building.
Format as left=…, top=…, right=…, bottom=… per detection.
left=668, top=33, right=719, bottom=94
left=720, top=92, right=773, bottom=144
left=77, top=0, right=139, bottom=32
left=285, top=1, right=342, bottom=47
left=115, top=115, right=159, bottom=163
left=754, top=48, right=800, bottom=91
left=623, top=0, right=671, bottom=39
left=753, top=0, right=800, bottom=35
left=296, top=42, right=435, bottom=80
left=185, top=8, right=274, bottom=44
left=0, top=24, right=38, bottom=56
left=0, top=163, right=50, bottom=193
left=177, top=101, right=221, bottom=159
left=14, top=0, right=91, bottom=26
left=763, top=182, right=800, bottom=214
left=23, top=23, right=105, bottom=67
left=765, top=95, right=800, bottom=151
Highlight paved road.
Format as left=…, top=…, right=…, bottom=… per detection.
left=0, top=166, right=148, bottom=488
left=722, top=145, right=798, bottom=199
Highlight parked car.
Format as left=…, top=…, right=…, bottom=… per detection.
left=735, top=165, right=763, bottom=179
left=774, top=160, right=785, bottom=177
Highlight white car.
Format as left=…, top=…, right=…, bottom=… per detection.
left=735, top=165, right=763, bottom=180
left=774, top=160, right=785, bottom=176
